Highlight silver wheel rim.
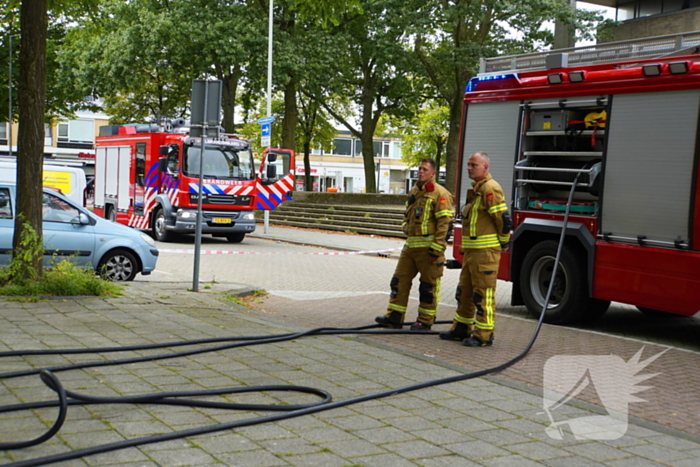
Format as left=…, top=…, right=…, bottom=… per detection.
left=155, top=214, right=166, bottom=239
left=104, top=254, right=134, bottom=281
left=529, top=255, right=568, bottom=309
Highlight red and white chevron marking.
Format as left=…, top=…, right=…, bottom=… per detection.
left=257, top=174, right=295, bottom=198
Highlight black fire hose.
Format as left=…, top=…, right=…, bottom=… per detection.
left=0, top=175, right=580, bottom=467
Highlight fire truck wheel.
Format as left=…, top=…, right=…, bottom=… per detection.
left=98, top=249, right=139, bottom=282
left=520, top=240, right=590, bottom=324
left=226, top=233, right=246, bottom=243
left=153, top=208, right=173, bottom=242
left=106, top=205, right=116, bottom=222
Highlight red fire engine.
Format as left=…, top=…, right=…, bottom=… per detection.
left=93, top=122, right=294, bottom=243
left=450, top=36, right=700, bottom=323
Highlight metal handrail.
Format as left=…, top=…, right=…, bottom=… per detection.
left=480, top=31, right=700, bottom=74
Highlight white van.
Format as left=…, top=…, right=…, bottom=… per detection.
left=0, top=161, right=88, bottom=207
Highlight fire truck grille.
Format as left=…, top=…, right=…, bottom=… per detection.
left=208, top=194, right=242, bottom=205
left=204, top=212, right=239, bottom=220
left=207, top=195, right=233, bottom=204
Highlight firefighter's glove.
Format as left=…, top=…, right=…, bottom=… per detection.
left=408, top=194, right=416, bottom=205
left=428, top=249, right=440, bottom=263
left=500, top=241, right=511, bottom=252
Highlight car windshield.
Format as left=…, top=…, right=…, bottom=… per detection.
left=184, top=146, right=254, bottom=180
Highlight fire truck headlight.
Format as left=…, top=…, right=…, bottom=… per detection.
left=140, top=233, right=156, bottom=247
left=177, top=210, right=197, bottom=219
left=242, top=212, right=255, bottom=220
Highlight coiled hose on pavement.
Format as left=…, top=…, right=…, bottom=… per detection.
left=0, top=176, right=581, bottom=467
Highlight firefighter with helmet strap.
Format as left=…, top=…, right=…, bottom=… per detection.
left=440, top=151, right=511, bottom=347
left=376, top=158, right=454, bottom=331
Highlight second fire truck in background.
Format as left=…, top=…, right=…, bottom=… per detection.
left=93, top=122, right=294, bottom=243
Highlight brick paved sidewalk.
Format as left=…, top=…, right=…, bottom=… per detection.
left=0, top=282, right=698, bottom=467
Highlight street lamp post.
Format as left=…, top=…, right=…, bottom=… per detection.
left=263, top=0, right=273, bottom=233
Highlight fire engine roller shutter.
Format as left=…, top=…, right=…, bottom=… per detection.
left=602, top=89, right=699, bottom=245
left=105, top=147, right=120, bottom=200
left=95, top=147, right=106, bottom=208
left=461, top=101, right=520, bottom=208
left=117, top=146, right=131, bottom=211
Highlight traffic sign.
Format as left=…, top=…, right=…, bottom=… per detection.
left=261, top=135, right=271, bottom=148
left=261, top=123, right=271, bottom=137
left=258, top=116, right=275, bottom=125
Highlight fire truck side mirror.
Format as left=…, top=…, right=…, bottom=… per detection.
left=267, top=153, right=278, bottom=163
left=158, top=157, right=169, bottom=173
left=266, top=164, right=277, bottom=180
left=159, top=145, right=169, bottom=156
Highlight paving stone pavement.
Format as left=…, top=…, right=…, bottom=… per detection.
left=1, top=275, right=699, bottom=467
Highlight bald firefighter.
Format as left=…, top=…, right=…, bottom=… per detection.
left=440, top=152, right=511, bottom=346
left=375, top=158, right=454, bottom=331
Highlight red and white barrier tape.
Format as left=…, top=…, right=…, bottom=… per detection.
left=159, top=248, right=401, bottom=256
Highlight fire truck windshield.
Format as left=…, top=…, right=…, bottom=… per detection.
left=184, top=146, right=255, bottom=180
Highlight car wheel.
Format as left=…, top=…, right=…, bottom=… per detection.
left=98, top=248, right=139, bottom=281
left=520, top=240, right=591, bottom=324
left=152, top=207, right=172, bottom=242
left=226, top=233, right=245, bottom=243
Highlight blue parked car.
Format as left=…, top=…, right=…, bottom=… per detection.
left=0, top=183, right=158, bottom=281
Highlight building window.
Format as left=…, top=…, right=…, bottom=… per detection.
left=57, top=120, right=94, bottom=143
left=639, top=0, right=661, bottom=17
left=663, top=0, right=685, bottom=12
left=56, top=119, right=95, bottom=149
left=355, top=140, right=386, bottom=157
left=332, top=138, right=352, bottom=156
left=617, top=0, right=698, bottom=20
left=0, top=122, right=6, bottom=140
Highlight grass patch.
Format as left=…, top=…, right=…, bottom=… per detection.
left=0, top=260, right=122, bottom=298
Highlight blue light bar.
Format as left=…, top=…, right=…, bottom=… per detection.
left=466, top=73, right=519, bottom=93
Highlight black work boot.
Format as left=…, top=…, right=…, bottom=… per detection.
left=375, top=311, right=404, bottom=329
left=409, top=321, right=431, bottom=331
left=462, top=334, right=494, bottom=347
left=439, top=322, right=469, bottom=341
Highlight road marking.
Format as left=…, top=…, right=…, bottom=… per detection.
left=160, top=248, right=401, bottom=256
left=268, top=291, right=384, bottom=300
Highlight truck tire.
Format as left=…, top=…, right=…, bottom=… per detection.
left=98, top=249, right=139, bottom=281
left=520, top=240, right=592, bottom=324
left=106, top=205, right=116, bottom=222
left=226, top=233, right=245, bottom=243
left=152, top=207, right=173, bottom=242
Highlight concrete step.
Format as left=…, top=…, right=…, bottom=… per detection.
left=275, top=203, right=404, bottom=217
left=261, top=201, right=406, bottom=238
left=272, top=211, right=403, bottom=226
left=261, top=219, right=405, bottom=238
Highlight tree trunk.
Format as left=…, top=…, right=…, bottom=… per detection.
left=221, top=67, right=241, bottom=133
left=13, top=0, right=48, bottom=280
left=303, top=140, right=312, bottom=191
left=281, top=78, right=297, bottom=150
left=360, top=133, right=376, bottom=193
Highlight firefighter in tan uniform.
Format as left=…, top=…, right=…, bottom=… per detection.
left=376, top=158, right=454, bottom=331
left=440, top=152, right=511, bottom=346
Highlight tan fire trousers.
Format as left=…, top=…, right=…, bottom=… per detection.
left=452, top=247, right=501, bottom=341
left=385, top=246, right=444, bottom=325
